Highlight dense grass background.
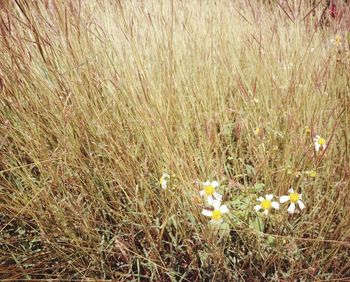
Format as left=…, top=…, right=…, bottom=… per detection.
left=1, top=0, right=350, bottom=280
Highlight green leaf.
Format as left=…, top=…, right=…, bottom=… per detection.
left=253, top=183, right=265, bottom=193
left=187, top=213, right=196, bottom=226
left=219, top=222, right=230, bottom=237
left=249, top=217, right=264, bottom=232
left=245, top=165, right=255, bottom=176
left=267, top=235, right=275, bottom=246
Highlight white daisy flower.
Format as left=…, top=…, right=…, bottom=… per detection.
left=202, top=199, right=229, bottom=224
left=280, top=188, right=305, bottom=214
left=159, top=173, right=170, bottom=190
left=254, top=194, right=280, bottom=215
left=199, top=180, right=222, bottom=203
left=313, top=135, right=327, bottom=152
left=331, top=34, right=342, bottom=47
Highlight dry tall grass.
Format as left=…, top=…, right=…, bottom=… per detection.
left=1, top=0, right=350, bottom=280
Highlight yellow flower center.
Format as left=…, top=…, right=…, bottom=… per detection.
left=261, top=199, right=271, bottom=210
left=335, top=35, right=341, bottom=45
left=289, top=192, right=299, bottom=203
left=204, top=185, right=215, bottom=196
left=211, top=210, right=222, bottom=220
left=318, top=137, right=326, bottom=145
left=308, top=170, right=317, bottom=177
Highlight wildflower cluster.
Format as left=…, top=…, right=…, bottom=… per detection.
left=254, top=188, right=305, bottom=215
left=199, top=181, right=229, bottom=224
left=158, top=133, right=326, bottom=226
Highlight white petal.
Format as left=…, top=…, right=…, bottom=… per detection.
left=263, top=209, right=269, bottom=215
left=271, top=201, right=280, bottom=209
left=254, top=205, right=262, bottom=211
left=220, top=205, right=229, bottom=213
left=213, top=192, right=222, bottom=201
left=258, top=197, right=264, bottom=202
left=266, top=194, right=273, bottom=201
left=288, top=188, right=294, bottom=193
left=203, top=181, right=210, bottom=186
left=207, top=196, right=214, bottom=206
left=199, top=190, right=205, bottom=196
left=287, top=203, right=296, bottom=214
left=280, top=195, right=290, bottom=203
left=315, top=143, right=320, bottom=152
left=202, top=209, right=212, bottom=217
left=213, top=200, right=221, bottom=210
left=211, top=181, right=219, bottom=187
left=210, top=218, right=223, bottom=224
left=299, top=193, right=302, bottom=199
left=161, top=182, right=167, bottom=189
left=298, top=200, right=305, bottom=210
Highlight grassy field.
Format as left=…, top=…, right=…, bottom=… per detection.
left=1, top=0, right=350, bottom=280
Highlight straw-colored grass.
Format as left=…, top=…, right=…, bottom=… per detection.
left=1, top=0, right=350, bottom=280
